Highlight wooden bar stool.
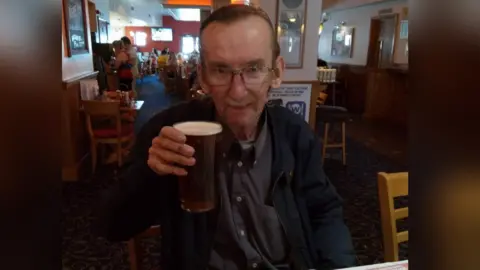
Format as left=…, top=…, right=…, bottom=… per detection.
left=316, top=105, right=350, bottom=165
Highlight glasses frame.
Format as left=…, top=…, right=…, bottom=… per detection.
left=201, top=65, right=276, bottom=88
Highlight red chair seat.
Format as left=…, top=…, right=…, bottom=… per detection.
left=93, top=124, right=134, bottom=138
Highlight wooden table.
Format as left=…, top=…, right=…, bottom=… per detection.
left=79, top=100, right=144, bottom=112
left=122, top=100, right=144, bottom=111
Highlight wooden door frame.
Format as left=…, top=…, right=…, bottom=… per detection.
left=372, top=13, right=399, bottom=67
left=367, top=18, right=381, bottom=68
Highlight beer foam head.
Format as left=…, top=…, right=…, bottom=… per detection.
left=173, top=121, right=222, bottom=136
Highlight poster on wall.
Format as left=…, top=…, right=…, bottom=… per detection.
left=267, top=83, right=312, bottom=123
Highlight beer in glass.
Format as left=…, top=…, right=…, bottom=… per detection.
left=173, top=121, right=222, bottom=212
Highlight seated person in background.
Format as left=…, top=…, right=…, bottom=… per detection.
left=150, top=49, right=159, bottom=74
left=157, top=50, right=169, bottom=67
left=317, top=58, right=328, bottom=68
left=188, top=69, right=197, bottom=90
left=177, top=53, right=184, bottom=66
left=97, top=4, right=356, bottom=270
left=165, top=52, right=178, bottom=79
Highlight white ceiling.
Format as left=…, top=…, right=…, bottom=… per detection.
left=103, top=0, right=200, bottom=26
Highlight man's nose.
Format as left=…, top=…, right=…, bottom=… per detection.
left=228, top=73, right=248, bottom=100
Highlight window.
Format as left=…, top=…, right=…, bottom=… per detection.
left=181, top=35, right=199, bottom=54
left=133, top=31, right=147, bottom=46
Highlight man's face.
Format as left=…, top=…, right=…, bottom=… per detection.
left=199, top=16, right=284, bottom=130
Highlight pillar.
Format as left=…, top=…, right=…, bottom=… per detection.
left=200, top=8, right=211, bottom=23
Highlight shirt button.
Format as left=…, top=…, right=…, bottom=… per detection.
left=237, top=161, right=243, bottom=167
left=252, top=263, right=258, bottom=268
left=239, top=230, right=245, bottom=236
left=253, top=160, right=257, bottom=166
left=236, top=196, right=242, bottom=202
left=222, top=152, right=226, bottom=158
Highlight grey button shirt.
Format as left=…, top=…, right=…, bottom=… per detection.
left=209, top=113, right=290, bottom=270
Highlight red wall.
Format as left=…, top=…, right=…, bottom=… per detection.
left=125, top=16, right=200, bottom=53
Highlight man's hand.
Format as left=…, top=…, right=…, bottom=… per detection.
left=147, top=126, right=196, bottom=176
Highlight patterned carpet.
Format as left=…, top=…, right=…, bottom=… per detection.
left=62, top=77, right=408, bottom=269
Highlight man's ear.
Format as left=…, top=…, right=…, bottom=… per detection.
left=271, top=56, right=285, bottom=88
left=197, top=65, right=210, bottom=94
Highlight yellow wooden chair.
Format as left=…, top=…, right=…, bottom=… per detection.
left=377, top=172, right=409, bottom=262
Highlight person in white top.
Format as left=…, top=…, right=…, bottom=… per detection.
left=121, top=36, right=139, bottom=92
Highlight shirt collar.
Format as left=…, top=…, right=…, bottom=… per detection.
left=217, top=110, right=268, bottom=164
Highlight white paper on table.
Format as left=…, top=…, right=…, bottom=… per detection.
left=336, top=260, right=408, bottom=270
left=80, top=79, right=99, bottom=100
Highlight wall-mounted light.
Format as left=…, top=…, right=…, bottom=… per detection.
left=321, top=12, right=330, bottom=23
left=335, top=21, right=346, bottom=29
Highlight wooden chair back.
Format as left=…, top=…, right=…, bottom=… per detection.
left=82, top=100, right=121, bottom=139
left=377, top=172, right=409, bottom=262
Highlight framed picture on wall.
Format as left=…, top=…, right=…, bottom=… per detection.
left=63, top=0, right=89, bottom=56
left=331, top=26, right=354, bottom=58
left=275, top=0, right=307, bottom=69
left=97, top=18, right=109, bottom=44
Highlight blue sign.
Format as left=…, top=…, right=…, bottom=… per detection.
left=286, top=101, right=306, bottom=119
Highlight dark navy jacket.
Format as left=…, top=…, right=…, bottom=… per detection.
left=97, top=98, right=356, bottom=270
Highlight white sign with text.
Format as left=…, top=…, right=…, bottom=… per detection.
left=268, top=83, right=312, bottom=123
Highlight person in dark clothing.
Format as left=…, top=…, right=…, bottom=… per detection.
left=92, top=43, right=111, bottom=92
left=188, top=69, right=197, bottom=89
left=97, top=5, right=356, bottom=270
left=317, top=58, right=328, bottom=68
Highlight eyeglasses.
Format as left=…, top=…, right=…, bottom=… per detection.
left=204, top=65, right=275, bottom=87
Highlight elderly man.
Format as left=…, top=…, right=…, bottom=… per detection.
left=98, top=4, right=356, bottom=270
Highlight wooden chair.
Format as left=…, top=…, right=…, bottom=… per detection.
left=128, top=225, right=161, bottom=270
left=162, top=66, right=179, bottom=94
left=83, top=100, right=134, bottom=172
left=377, top=172, right=409, bottom=262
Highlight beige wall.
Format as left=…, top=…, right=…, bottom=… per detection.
left=318, top=0, right=408, bottom=66
left=62, top=0, right=94, bottom=81
left=260, top=0, right=322, bottom=81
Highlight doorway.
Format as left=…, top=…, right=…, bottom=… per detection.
left=367, top=14, right=398, bottom=68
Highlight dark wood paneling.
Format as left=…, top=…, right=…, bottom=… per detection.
left=329, top=63, right=408, bottom=129
left=364, top=68, right=408, bottom=128
left=330, top=63, right=369, bottom=114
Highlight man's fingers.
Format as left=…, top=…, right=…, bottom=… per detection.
left=160, top=126, right=186, bottom=143
left=147, top=155, right=188, bottom=176
left=152, top=136, right=195, bottom=157
left=149, top=147, right=196, bottom=167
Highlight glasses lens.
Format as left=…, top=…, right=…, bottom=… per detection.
left=205, top=67, right=271, bottom=87
left=243, top=67, right=269, bottom=85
